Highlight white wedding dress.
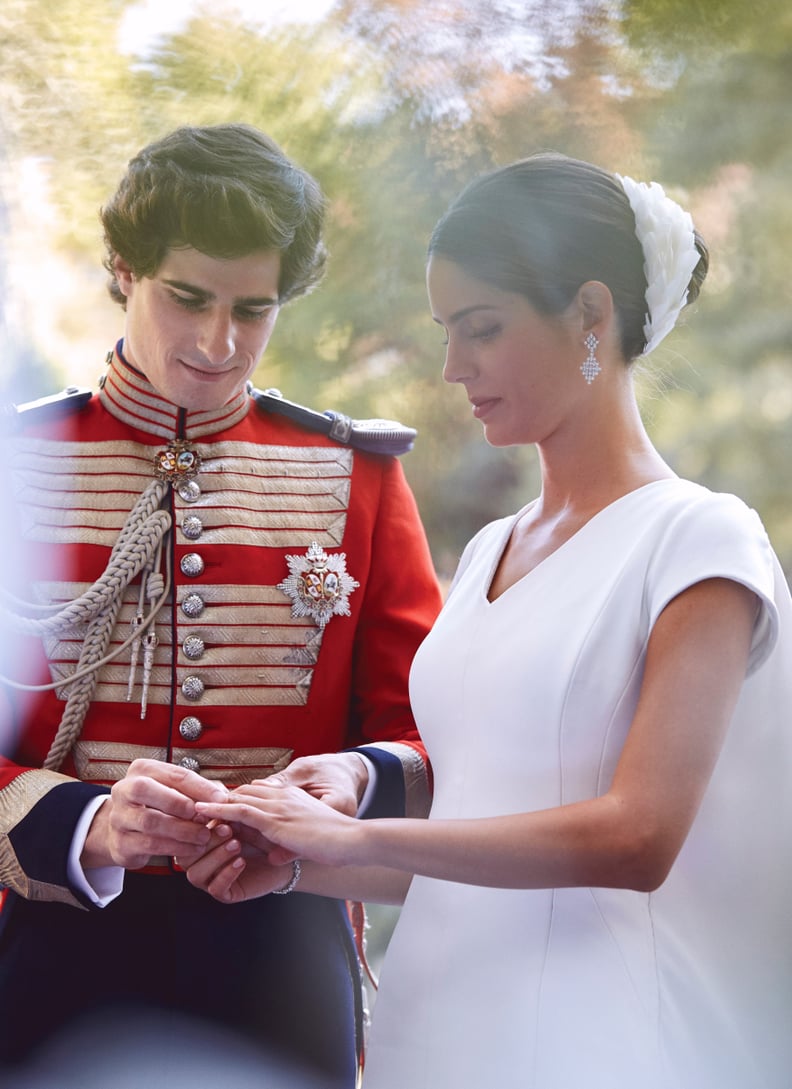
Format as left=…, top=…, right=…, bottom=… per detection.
left=363, top=480, right=792, bottom=1089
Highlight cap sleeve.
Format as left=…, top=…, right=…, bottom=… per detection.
left=644, top=490, right=779, bottom=675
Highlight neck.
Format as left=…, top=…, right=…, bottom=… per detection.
left=100, top=345, right=251, bottom=440
left=534, top=380, right=674, bottom=522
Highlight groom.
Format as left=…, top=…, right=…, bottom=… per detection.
left=0, top=122, right=440, bottom=1086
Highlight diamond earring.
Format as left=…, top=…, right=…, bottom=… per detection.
left=580, top=332, right=601, bottom=384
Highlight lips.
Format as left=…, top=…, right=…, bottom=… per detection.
left=470, top=397, right=500, bottom=419
left=180, top=360, right=236, bottom=381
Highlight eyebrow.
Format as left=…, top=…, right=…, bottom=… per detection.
left=162, top=278, right=279, bottom=307
left=433, top=304, right=500, bottom=326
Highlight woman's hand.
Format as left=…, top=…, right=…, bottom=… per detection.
left=194, top=781, right=361, bottom=868
left=178, top=835, right=297, bottom=903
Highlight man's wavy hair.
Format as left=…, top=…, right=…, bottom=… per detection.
left=101, top=123, right=327, bottom=307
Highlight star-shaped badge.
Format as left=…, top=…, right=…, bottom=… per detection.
left=278, top=542, right=360, bottom=629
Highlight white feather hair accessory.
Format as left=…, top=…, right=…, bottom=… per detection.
left=617, top=174, right=700, bottom=355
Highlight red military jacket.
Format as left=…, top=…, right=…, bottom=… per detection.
left=0, top=349, right=441, bottom=907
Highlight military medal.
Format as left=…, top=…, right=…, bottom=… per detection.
left=153, top=440, right=202, bottom=483
left=278, top=542, right=360, bottom=629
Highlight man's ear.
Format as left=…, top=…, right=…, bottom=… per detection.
left=575, top=280, right=614, bottom=337
left=113, top=255, right=135, bottom=298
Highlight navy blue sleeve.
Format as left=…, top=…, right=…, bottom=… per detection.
left=8, top=781, right=110, bottom=908
left=346, top=746, right=405, bottom=819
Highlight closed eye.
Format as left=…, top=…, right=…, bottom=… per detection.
left=169, top=291, right=207, bottom=312
left=167, top=292, right=273, bottom=322
left=234, top=306, right=275, bottom=323
left=470, top=324, right=501, bottom=342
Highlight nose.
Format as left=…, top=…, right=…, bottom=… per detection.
left=197, top=310, right=235, bottom=366
left=442, top=337, right=475, bottom=385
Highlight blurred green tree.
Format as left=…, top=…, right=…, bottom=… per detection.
left=619, top=0, right=792, bottom=571
left=2, top=0, right=790, bottom=573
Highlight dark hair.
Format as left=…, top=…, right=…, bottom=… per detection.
left=101, top=123, right=327, bottom=308
left=428, top=153, right=708, bottom=361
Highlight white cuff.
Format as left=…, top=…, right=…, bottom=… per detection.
left=67, top=795, right=125, bottom=907
left=355, top=753, right=378, bottom=816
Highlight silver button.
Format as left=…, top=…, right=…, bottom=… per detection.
left=180, top=552, right=205, bottom=578
left=182, top=675, right=205, bottom=701
left=178, top=480, right=202, bottom=503
left=182, top=635, right=205, bottom=660
left=179, top=716, right=203, bottom=741
left=182, top=514, right=203, bottom=540
left=181, top=593, right=205, bottom=619
left=179, top=756, right=201, bottom=772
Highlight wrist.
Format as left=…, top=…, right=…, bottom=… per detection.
left=347, top=751, right=370, bottom=804
left=80, top=799, right=114, bottom=870
left=272, top=858, right=302, bottom=895
left=346, top=813, right=378, bottom=868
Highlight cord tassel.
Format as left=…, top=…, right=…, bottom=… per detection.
left=126, top=580, right=147, bottom=701
left=140, top=629, right=158, bottom=720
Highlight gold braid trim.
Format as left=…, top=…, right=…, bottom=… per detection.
left=72, top=740, right=294, bottom=785
left=0, top=769, right=85, bottom=907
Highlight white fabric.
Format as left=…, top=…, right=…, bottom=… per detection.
left=67, top=795, right=125, bottom=906
left=354, top=753, right=378, bottom=815
left=363, top=479, right=792, bottom=1089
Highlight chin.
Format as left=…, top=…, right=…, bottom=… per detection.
left=179, top=385, right=239, bottom=412
left=482, top=427, right=522, bottom=449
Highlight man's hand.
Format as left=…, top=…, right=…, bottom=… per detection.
left=266, top=752, right=369, bottom=816
left=81, top=758, right=228, bottom=872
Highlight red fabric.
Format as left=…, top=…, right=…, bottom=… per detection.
left=1, top=360, right=441, bottom=805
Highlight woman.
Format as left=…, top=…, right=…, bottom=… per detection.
left=184, top=154, right=792, bottom=1088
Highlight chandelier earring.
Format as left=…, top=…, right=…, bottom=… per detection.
left=580, top=332, right=601, bottom=384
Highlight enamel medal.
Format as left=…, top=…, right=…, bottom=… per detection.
left=153, top=440, right=202, bottom=483
left=278, top=542, right=360, bottom=629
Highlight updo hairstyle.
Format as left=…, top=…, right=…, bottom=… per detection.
left=428, top=153, right=708, bottom=362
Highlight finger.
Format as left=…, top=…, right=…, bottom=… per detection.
left=115, top=778, right=217, bottom=823
left=258, top=774, right=287, bottom=788
left=207, top=857, right=247, bottom=903
left=173, top=822, right=233, bottom=868
left=267, top=845, right=298, bottom=866
left=231, top=781, right=287, bottom=798
left=236, top=825, right=278, bottom=852
left=115, top=810, right=217, bottom=858
left=125, top=760, right=229, bottom=805
left=181, top=839, right=242, bottom=887
left=204, top=821, right=233, bottom=838
left=195, top=800, right=279, bottom=837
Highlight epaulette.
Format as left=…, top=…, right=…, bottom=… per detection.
left=3, top=386, right=93, bottom=434
left=252, top=387, right=416, bottom=456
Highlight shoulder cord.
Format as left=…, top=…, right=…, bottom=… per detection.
left=0, top=478, right=172, bottom=770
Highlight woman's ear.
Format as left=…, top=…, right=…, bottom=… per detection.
left=575, top=280, right=614, bottom=336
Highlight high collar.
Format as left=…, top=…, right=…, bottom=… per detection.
left=98, top=343, right=251, bottom=440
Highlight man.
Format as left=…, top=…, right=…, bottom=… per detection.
left=0, top=124, right=441, bottom=1086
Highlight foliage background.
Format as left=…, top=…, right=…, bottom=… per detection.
left=2, top=0, right=791, bottom=974
left=2, top=0, right=791, bottom=580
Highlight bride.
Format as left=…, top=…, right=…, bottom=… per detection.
left=182, top=153, right=792, bottom=1089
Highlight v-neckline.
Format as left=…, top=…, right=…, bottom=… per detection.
left=484, top=478, right=679, bottom=604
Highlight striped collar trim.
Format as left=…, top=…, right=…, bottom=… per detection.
left=99, top=347, right=251, bottom=440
